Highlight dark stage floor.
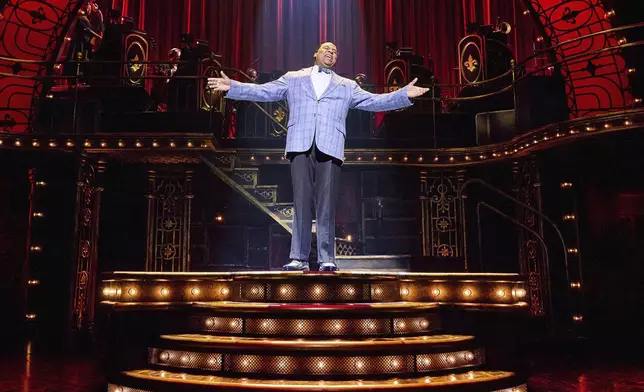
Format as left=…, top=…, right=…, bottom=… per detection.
left=1, top=338, right=643, bottom=392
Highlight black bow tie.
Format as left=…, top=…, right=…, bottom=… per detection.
left=317, top=67, right=331, bottom=74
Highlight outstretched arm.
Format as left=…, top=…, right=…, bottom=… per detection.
left=350, top=78, right=429, bottom=112
left=207, top=71, right=288, bottom=102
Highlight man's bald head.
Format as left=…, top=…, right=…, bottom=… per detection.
left=314, top=42, right=338, bottom=69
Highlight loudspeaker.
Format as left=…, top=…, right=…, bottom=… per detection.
left=515, top=75, right=568, bottom=132
left=475, top=109, right=516, bottom=145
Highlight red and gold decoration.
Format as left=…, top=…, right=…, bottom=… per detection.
left=145, top=170, right=194, bottom=272
left=71, top=156, right=105, bottom=331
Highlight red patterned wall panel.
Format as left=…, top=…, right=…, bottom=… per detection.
left=0, top=0, right=79, bottom=133
left=523, top=0, right=632, bottom=118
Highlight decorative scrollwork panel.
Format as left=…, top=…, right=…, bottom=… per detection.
left=420, top=171, right=466, bottom=261
left=146, top=170, right=194, bottom=272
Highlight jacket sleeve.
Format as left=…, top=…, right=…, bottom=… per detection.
left=225, top=74, right=288, bottom=102
left=349, top=82, right=413, bottom=112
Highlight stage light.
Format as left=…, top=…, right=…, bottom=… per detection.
left=479, top=154, right=486, bottom=159
left=403, top=156, right=408, bottom=162
left=265, top=155, right=271, bottom=160
left=32, top=140, right=40, bottom=147
left=15, top=139, right=22, bottom=147
left=32, top=212, right=44, bottom=218
left=449, top=157, right=455, bottom=162
left=603, top=123, right=611, bottom=129
left=573, top=314, right=583, bottom=322
left=536, top=36, right=544, bottom=42
left=83, top=140, right=91, bottom=147
left=215, top=215, right=223, bottom=222
left=563, top=214, right=576, bottom=220
left=30, top=245, right=42, bottom=252
left=118, top=140, right=125, bottom=147
left=100, top=141, right=107, bottom=148
left=250, top=155, right=255, bottom=160
left=388, top=156, right=393, bottom=161
left=26, top=314, right=36, bottom=319
left=357, top=156, right=362, bottom=161
left=513, top=288, right=527, bottom=298
left=170, top=141, right=176, bottom=147
left=187, top=141, right=194, bottom=147
left=570, top=282, right=581, bottom=288
left=135, top=141, right=142, bottom=148
left=66, top=140, right=74, bottom=147
left=560, top=182, right=573, bottom=188
left=372, top=155, right=377, bottom=161
left=604, top=9, right=615, bottom=18
left=625, top=120, right=632, bottom=126
left=618, top=38, right=627, bottom=45
left=465, top=155, right=471, bottom=161
left=28, top=280, right=39, bottom=285
left=628, top=68, right=636, bottom=74
left=634, top=98, right=642, bottom=104
left=48, top=141, right=57, bottom=147
left=567, top=248, right=579, bottom=254
left=152, top=141, right=159, bottom=147
left=523, top=10, right=530, bottom=15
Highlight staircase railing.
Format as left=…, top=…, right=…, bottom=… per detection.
left=459, top=178, right=570, bottom=317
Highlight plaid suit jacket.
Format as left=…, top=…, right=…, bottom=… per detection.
left=226, top=66, right=413, bottom=160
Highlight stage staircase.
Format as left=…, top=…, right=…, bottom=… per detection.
left=200, top=151, right=409, bottom=270
left=102, top=271, right=529, bottom=392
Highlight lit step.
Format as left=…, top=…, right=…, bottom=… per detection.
left=109, top=369, right=526, bottom=391
left=149, top=334, right=483, bottom=377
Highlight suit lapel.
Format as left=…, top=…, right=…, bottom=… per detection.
left=320, top=72, right=342, bottom=100
left=302, top=67, right=317, bottom=100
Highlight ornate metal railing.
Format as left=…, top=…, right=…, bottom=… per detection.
left=0, top=22, right=642, bottom=142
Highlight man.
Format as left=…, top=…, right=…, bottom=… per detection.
left=207, top=42, right=428, bottom=272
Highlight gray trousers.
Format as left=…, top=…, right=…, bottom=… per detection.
left=288, top=146, right=341, bottom=264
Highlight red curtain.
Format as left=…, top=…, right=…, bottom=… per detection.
left=97, top=0, right=535, bottom=87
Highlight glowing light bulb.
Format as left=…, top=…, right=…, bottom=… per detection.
left=496, top=289, right=506, bottom=298
left=160, top=287, right=169, bottom=297
left=401, top=287, right=410, bottom=296
left=463, top=288, right=473, bottom=297
left=160, top=352, right=169, bottom=361
left=513, top=288, right=527, bottom=298
left=220, top=287, right=230, bottom=295
left=191, top=287, right=200, bottom=296
left=431, top=288, right=441, bottom=296
left=127, top=287, right=137, bottom=296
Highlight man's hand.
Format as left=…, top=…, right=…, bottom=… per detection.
left=405, top=78, right=429, bottom=98
left=207, top=71, right=232, bottom=92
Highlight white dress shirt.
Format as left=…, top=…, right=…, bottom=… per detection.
left=311, top=65, right=332, bottom=99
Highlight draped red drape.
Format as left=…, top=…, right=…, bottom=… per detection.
left=99, top=0, right=535, bottom=87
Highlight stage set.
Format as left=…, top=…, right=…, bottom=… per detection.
left=1, top=0, right=644, bottom=391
